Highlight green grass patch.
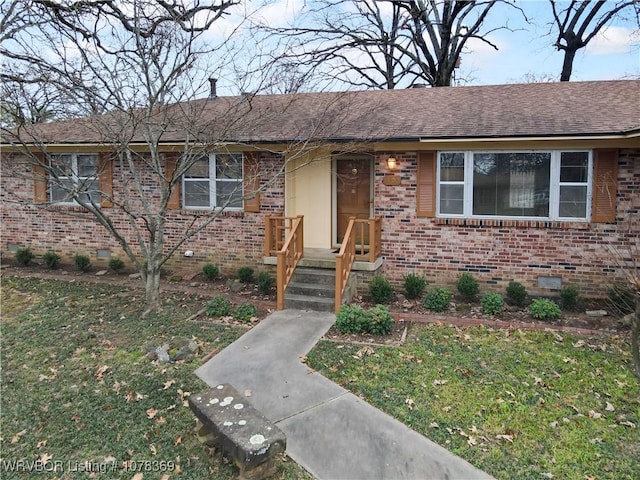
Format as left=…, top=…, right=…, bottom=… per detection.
left=0, top=276, right=311, bottom=480
left=307, top=324, right=640, bottom=479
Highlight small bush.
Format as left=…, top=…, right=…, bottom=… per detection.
left=481, top=292, right=504, bottom=316
left=456, top=272, right=479, bottom=300
left=506, top=281, right=528, bottom=307
left=367, top=305, right=394, bottom=335
left=108, top=257, right=125, bottom=273
left=15, top=247, right=34, bottom=266
left=369, top=275, right=394, bottom=304
left=43, top=251, right=60, bottom=269
left=336, top=304, right=368, bottom=334
left=606, top=283, right=636, bottom=315
left=73, top=254, right=91, bottom=272
left=403, top=273, right=427, bottom=300
left=234, top=302, right=258, bottom=322
left=237, top=266, right=254, bottom=283
left=202, top=263, right=220, bottom=281
left=423, top=287, right=452, bottom=312
left=529, top=298, right=562, bottom=321
left=257, top=271, right=275, bottom=295
left=206, top=295, right=232, bottom=317
left=560, top=285, right=580, bottom=311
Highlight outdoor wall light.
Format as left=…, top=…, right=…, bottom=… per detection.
left=387, top=156, right=397, bottom=169
left=184, top=250, right=194, bottom=257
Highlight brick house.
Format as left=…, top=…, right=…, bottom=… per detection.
left=1, top=80, right=638, bottom=309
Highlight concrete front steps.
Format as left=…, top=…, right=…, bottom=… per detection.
left=284, top=267, right=355, bottom=312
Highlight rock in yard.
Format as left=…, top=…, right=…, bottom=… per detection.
left=155, top=346, right=171, bottom=363
left=226, top=279, right=244, bottom=293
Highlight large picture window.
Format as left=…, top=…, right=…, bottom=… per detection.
left=49, top=153, right=100, bottom=204
left=437, top=151, right=591, bottom=220
left=183, top=153, right=243, bottom=209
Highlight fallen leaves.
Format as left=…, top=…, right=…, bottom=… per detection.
left=146, top=408, right=159, bottom=419
left=163, top=379, right=176, bottom=390
left=11, top=429, right=27, bottom=443
left=95, top=365, right=111, bottom=379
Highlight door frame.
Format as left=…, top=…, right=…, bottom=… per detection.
left=331, top=155, right=374, bottom=248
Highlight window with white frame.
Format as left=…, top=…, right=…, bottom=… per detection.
left=182, top=153, right=243, bottom=209
left=437, top=151, right=592, bottom=220
left=49, top=153, right=100, bottom=204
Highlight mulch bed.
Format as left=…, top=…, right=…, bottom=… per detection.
left=3, top=264, right=630, bottom=342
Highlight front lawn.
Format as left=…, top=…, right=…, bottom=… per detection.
left=307, top=324, right=640, bottom=479
left=0, top=276, right=310, bottom=480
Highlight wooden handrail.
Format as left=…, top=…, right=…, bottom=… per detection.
left=275, top=215, right=304, bottom=310
left=335, top=217, right=356, bottom=313
left=353, top=216, right=382, bottom=262
left=335, top=216, right=382, bottom=313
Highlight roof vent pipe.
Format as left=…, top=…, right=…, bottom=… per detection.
left=208, top=78, right=217, bottom=99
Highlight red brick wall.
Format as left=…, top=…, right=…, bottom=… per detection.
left=0, top=152, right=284, bottom=275
left=1, top=148, right=638, bottom=297
left=373, top=149, right=640, bottom=297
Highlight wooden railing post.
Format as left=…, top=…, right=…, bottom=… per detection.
left=275, top=216, right=304, bottom=310
left=265, top=216, right=273, bottom=257
left=277, top=250, right=285, bottom=310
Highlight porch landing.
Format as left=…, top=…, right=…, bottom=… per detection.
left=263, top=248, right=383, bottom=271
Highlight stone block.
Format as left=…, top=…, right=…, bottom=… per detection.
left=189, top=384, right=286, bottom=480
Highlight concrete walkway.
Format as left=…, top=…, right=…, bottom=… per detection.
left=195, top=310, right=494, bottom=480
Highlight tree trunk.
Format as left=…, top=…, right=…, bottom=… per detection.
left=560, top=48, right=577, bottom=81
left=143, top=263, right=162, bottom=314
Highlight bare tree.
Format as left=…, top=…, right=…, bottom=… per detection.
left=260, top=0, right=520, bottom=89
left=1, top=1, right=376, bottom=313
left=1, top=0, right=243, bottom=312
left=549, top=0, right=640, bottom=81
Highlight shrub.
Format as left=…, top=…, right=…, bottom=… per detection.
left=607, top=283, right=636, bottom=315
left=456, top=272, right=479, bottom=300
left=202, top=263, right=220, bottom=281
left=43, top=251, right=60, bottom=269
left=403, top=273, right=427, bottom=300
left=506, top=281, right=528, bottom=307
left=423, top=287, right=452, bottom=312
left=237, top=266, right=254, bottom=283
left=560, top=285, right=580, bottom=311
left=234, top=302, right=258, bottom=322
left=481, top=292, right=504, bottom=316
left=257, top=271, right=275, bottom=295
left=369, top=275, right=394, bottom=304
left=529, top=298, right=562, bottom=321
left=206, top=295, right=232, bottom=317
left=15, top=247, right=34, bottom=266
left=108, top=257, right=125, bottom=273
left=73, top=254, right=91, bottom=272
left=335, top=305, right=368, bottom=334
left=367, top=305, right=394, bottom=335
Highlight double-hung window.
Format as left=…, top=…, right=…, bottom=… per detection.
left=436, top=151, right=592, bottom=220
left=49, top=153, right=100, bottom=204
left=183, top=153, right=243, bottom=209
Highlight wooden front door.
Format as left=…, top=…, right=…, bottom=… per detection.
left=336, top=158, right=372, bottom=244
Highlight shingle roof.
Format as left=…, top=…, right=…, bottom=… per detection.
left=5, top=80, right=639, bottom=145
